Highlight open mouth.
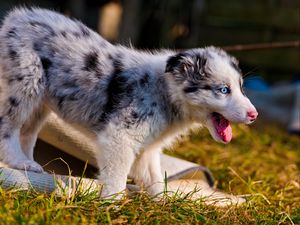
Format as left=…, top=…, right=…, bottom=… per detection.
left=211, top=112, right=232, bottom=143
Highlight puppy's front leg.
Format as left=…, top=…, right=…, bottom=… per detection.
left=96, top=132, right=135, bottom=199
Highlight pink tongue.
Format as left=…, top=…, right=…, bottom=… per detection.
left=213, top=115, right=232, bottom=143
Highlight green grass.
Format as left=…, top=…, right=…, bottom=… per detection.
left=0, top=123, right=299, bottom=225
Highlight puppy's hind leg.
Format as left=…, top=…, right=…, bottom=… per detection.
left=0, top=43, right=45, bottom=172
left=20, top=105, right=50, bottom=160
left=0, top=102, right=45, bottom=173
left=0, top=95, right=45, bottom=172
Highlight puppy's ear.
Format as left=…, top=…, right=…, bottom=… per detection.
left=165, top=53, right=186, bottom=73
left=165, top=52, right=207, bottom=78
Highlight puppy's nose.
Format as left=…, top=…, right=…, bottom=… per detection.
left=247, top=110, right=258, bottom=122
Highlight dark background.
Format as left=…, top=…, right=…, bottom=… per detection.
left=0, top=0, right=299, bottom=82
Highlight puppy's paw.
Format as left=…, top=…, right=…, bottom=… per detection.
left=11, top=160, right=44, bottom=173
left=101, top=188, right=126, bottom=200
left=146, top=182, right=165, bottom=198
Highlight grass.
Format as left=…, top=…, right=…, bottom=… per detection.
left=0, top=122, right=299, bottom=224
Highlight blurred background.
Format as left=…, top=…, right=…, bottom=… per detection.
left=0, top=0, right=298, bottom=175
left=0, top=0, right=299, bottom=82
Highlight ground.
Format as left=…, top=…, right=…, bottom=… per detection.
left=0, top=122, right=299, bottom=225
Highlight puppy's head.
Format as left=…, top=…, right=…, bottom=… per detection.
left=165, top=46, right=258, bottom=143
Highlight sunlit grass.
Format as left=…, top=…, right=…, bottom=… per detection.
left=0, top=123, right=299, bottom=224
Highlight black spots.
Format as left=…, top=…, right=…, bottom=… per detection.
left=3, top=133, right=10, bottom=139
left=9, top=97, right=19, bottom=107
left=106, top=74, right=127, bottom=102
left=139, top=73, right=150, bottom=87
left=17, top=76, right=23, bottom=81
left=41, top=57, right=52, bottom=70
left=41, top=57, right=52, bottom=76
left=183, top=81, right=211, bottom=93
left=7, top=47, right=19, bottom=66
left=123, top=111, right=138, bottom=129
left=61, top=31, right=67, bottom=38
left=123, top=109, right=154, bottom=129
left=123, top=119, right=134, bottom=129
left=7, top=75, right=24, bottom=84
left=83, top=51, right=99, bottom=72
left=112, top=60, right=123, bottom=74
left=72, top=32, right=81, bottom=38
left=138, top=110, right=154, bottom=120
left=33, top=42, right=43, bottom=52
left=29, top=21, right=56, bottom=36
left=33, top=42, right=40, bottom=52
left=131, top=111, right=139, bottom=119
left=156, top=77, right=182, bottom=122
left=148, top=111, right=154, bottom=117
left=202, top=85, right=212, bottom=90
left=30, top=21, right=46, bottom=29
left=124, top=99, right=157, bottom=129
left=126, top=82, right=135, bottom=95
left=63, top=67, right=71, bottom=74
left=184, top=86, right=198, bottom=93
left=98, top=73, right=132, bottom=124
left=8, top=49, right=17, bottom=59
left=112, top=56, right=124, bottom=75
left=57, top=96, right=66, bottom=109
left=0, top=117, right=4, bottom=133
left=7, top=97, right=19, bottom=116
left=82, top=51, right=103, bottom=78
left=107, top=54, right=113, bottom=60
left=151, top=102, right=157, bottom=107
left=7, top=41, right=18, bottom=60
left=6, top=28, right=18, bottom=39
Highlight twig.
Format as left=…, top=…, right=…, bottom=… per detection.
left=223, top=40, right=300, bottom=52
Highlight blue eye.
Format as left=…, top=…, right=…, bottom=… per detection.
left=219, top=86, right=230, bottom=94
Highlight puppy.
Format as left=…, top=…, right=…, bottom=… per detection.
left=0, top=8, right=257, bottom=198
